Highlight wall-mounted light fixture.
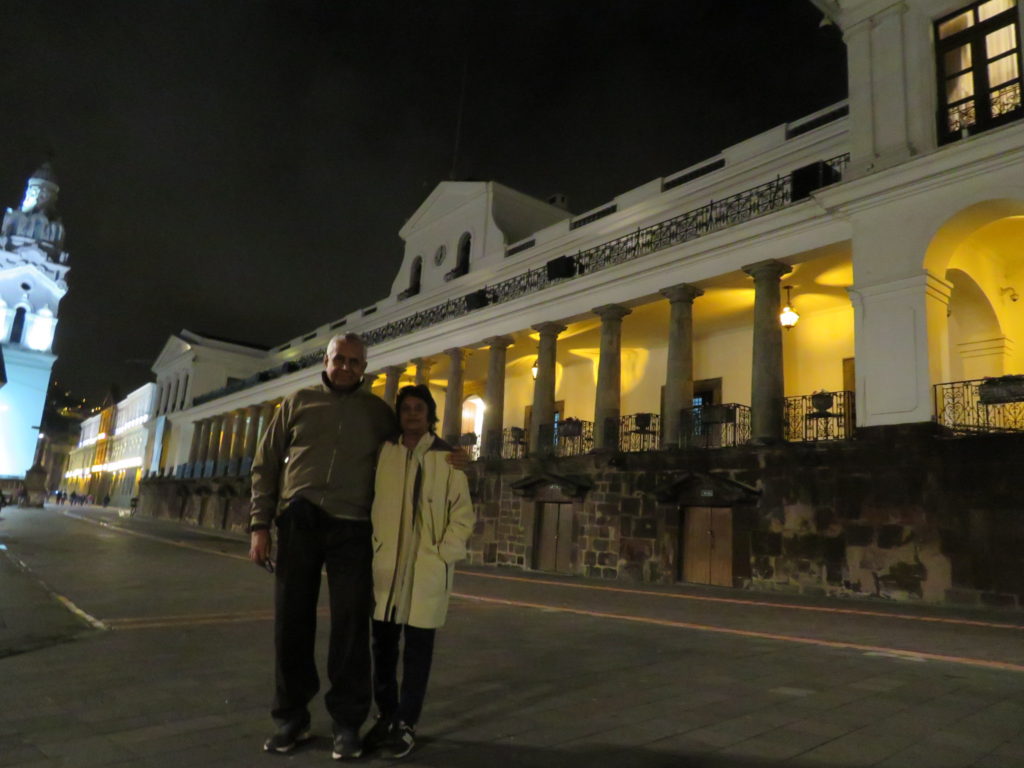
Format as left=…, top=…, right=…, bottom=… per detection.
left=531, top=359, right=539, bottom=380
left=779, top=285, right=799, bottom=330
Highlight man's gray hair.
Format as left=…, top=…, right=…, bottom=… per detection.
left=326, top=332, right=367, bottom=357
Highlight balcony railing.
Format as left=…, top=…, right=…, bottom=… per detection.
left=784, top=391, right=855, bottom=442
left=679, top=404, right=751, bottom=449
left=935, top=378, right=1024, bottom=434
left=500, top=427, right=528, bottom=460
left=554, top=418, right=594, bottom=458
left=618, top=412, right=661, bottom=453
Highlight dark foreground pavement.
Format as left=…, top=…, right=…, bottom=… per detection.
left=1, top=504, right=1023, bottom=768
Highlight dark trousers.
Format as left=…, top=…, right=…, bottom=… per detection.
left=272, top=502, right=372, bottom=731
left=371, top=619, right=436, bottom=727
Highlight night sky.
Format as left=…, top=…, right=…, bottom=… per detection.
left=0, top=0, right=846, bottom=403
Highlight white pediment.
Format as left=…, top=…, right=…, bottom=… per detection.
left=151, top=333, right=195, bottom=374
left=0, top=262, right=67, bottom=308
left=399, top=182, right=489, bottom=240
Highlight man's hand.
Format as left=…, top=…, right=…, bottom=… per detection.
left=447, top=446, right=470, bottom=470
left=249, top=529, right=272, bottom=568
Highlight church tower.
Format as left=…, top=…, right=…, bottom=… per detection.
left=0, top=163, right=70, bottom=481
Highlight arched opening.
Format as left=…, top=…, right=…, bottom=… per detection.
left=461, top=394, right=485, bottom=440
left=946, top=268, right=1006, bottom=380
left=9, top=306, right=27, bottom=344
left=400, top=256, right=423, bottom=300
left=453, top=232, right=471, bottom=278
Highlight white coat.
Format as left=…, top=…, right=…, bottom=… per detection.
left=371, top=433, right=475, bottom=628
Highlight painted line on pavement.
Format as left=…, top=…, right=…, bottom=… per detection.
left=0, top=550, right=108, bottom=631
left=459, top=571, right=1024, bottom=631
left=62, top=510, right=249, bottom=562
left=451, top=592, right=1024, bottom=674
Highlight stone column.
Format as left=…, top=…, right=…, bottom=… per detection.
left=592, top=305, right=632, bottom=451
left=186, top=418, right=204, bottom=478
left=383, top=365, right=404, bottom=407
left=661, top=283, right=704, bottom=448
left=481, top=336, right=514, bottom=458
left=743, top=259, right=792, bottom=444
left=413, top=357, right=433, bottom=386
left=529, top=322, right=566, bottom=456
left=240, top=405, right=261, bottom=475
left=215, top=412, right=235, bottom=476
left=441, top=348, right=466, bottom=445
left=192, top=419, right=211, bottom=478
left=204, top=415, right=224, bottom=477
left=227, top=410, right=247, bottom=476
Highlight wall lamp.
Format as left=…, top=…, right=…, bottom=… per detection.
left=779, top=285, right=800, bottom=330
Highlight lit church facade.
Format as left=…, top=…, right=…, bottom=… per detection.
left=134, top=0, right=1024, bottom=607
left=0, top=164, right=69, bottom=484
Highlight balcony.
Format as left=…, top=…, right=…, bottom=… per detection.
left=784, top=391, right=855, bottom=442
left=935, top=378, right=1024, bottom=435
left=679, top=404, right=752, bottom=449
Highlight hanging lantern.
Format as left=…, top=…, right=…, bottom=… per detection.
left=779, top=285, right=799, bottom=330
left=531, top=359, right=539, bottom=380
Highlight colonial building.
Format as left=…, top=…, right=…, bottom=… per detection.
left=139, top=0, right=1024, bottom=607
left=0, top=163, right=69, bottom=486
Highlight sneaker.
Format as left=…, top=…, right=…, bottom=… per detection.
left=262, top=718, right=311, bottom=754
left=390, top=722, right=415, bottom=759
left=362, top=715, right=395, bottom=753
left=331, top=727, right=363, bottom=760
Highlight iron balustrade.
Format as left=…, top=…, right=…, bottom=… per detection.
left=500, top=427, right=528, bottom=460
left=618, top=412, right=661, bottom=453
left=784, top=391, right=856, bottom=442
left=553, top=418, right=594, bottom=458
left=934, top=379, right=1024, bottom=434
left=679, top=404, right=752, bottom=449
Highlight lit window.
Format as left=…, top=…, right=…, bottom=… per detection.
left=935, top=0, right=1022, bottom=144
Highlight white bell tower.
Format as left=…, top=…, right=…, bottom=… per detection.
left=0, top=163, right=70, bottom=481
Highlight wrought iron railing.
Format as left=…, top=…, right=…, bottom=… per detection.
left=935, top=379, right=1024, bottom=434
left=679, top=404, right=751, bottom=449
left=500, top=427, right=528, bottom=460
left=553, top=418, right=593, bottom=458
left=618, top=412, right=661, bottom=453
left=784, top=391, right=855, bottom=442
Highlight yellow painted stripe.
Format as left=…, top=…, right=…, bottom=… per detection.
left=459, top=571, right=1024, bottom=631
left=451, top=592, right=1024, bottom=674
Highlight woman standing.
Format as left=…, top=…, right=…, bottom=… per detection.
left=366, top=385, right=475, bottom=758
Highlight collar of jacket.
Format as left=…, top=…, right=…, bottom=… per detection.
left=319, top=371, right=363, bottom=396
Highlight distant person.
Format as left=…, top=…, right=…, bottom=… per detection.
left=102, top=494, right=110, bottom=507
left=362, top=385, right=474, bottom=759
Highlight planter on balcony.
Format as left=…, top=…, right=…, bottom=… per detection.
left=559, top=418, right=583, bottom=437
left=978, top=375, right=1024, bottom=405
left=811, top=391, right=834, bottom=413
left=701, top=404, right=735, bottom=425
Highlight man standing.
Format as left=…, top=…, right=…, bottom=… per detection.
left=248, top=333, right=396, bottom=760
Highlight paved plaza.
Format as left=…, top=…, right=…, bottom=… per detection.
left=1, top=505, right=1023, bottom=767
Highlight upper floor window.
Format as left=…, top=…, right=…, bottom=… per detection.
left=445, top=232, right=471, bottom=281
left=936, top=0, right=1022, bottom=144
left=9, top=307, right=26, bottom=344
left=399, top=256, right=422, bottom=300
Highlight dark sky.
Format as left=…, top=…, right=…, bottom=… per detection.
left=0, top=0, right=846, bottom=402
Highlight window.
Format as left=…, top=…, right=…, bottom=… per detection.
left=936, top=0, right=1022, bottom=144
left=399, top=256, right=422, bottom=300
left=9, top=307, right=26, bottom=344
left=445, top=233, right=471, bottom=281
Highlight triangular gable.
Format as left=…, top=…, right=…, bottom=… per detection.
left=0, top=262, right=67, bottom=299
left=398, top=181, right=488, bottom=240
left=151, top=333, right=194, bottom=373
left=510, top=471, right=594, bottom=499
left=654, top=472, right=760, bottom=507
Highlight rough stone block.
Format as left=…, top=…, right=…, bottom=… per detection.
left=593, top=539, right=609, bottom=552
left=845, top=524, right=874, bottom=546
left=751, top=530, right=782, bottom=556
left=633, top=518, right=657, bottom=538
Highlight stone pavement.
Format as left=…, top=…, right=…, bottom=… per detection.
left=1, top=504, right=1023, bottom=768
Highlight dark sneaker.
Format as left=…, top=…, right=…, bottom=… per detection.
left=390, top=722, right=415, bottom=759
left=331, top=727, right=363, bottom=760
left=263, top=718, right=311, bottom=754
left=362, top=715, right=395, bottom=753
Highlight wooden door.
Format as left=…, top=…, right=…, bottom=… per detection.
left=534, top=502, right=573, bottom=573
left=681, top=507, right=733, bottom=587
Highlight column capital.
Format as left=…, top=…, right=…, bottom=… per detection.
left=661, top=283, right=704, bottom=304
left=592, top=304, right=632, bottom=322
left=383, top=364, right=405, bottom=375
left=411, top=356, right=433, bottom=366
left=532, top=321, right=567, bottom=338
left=742, top=259, right=792, bottom=282
left=483, top=335, right=514, bottom=350
left=444, top=347, right=467, bottom=363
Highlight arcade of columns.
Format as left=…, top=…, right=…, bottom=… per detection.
left=176, top=261, right=794, bottom=476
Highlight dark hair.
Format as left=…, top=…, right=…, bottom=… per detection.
left=395, top=384, right=438, bottom=432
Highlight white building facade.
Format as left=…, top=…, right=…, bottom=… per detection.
left=0, top=163, right=69, bottom=480
left=139, top=0, right=1024, bottom=606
